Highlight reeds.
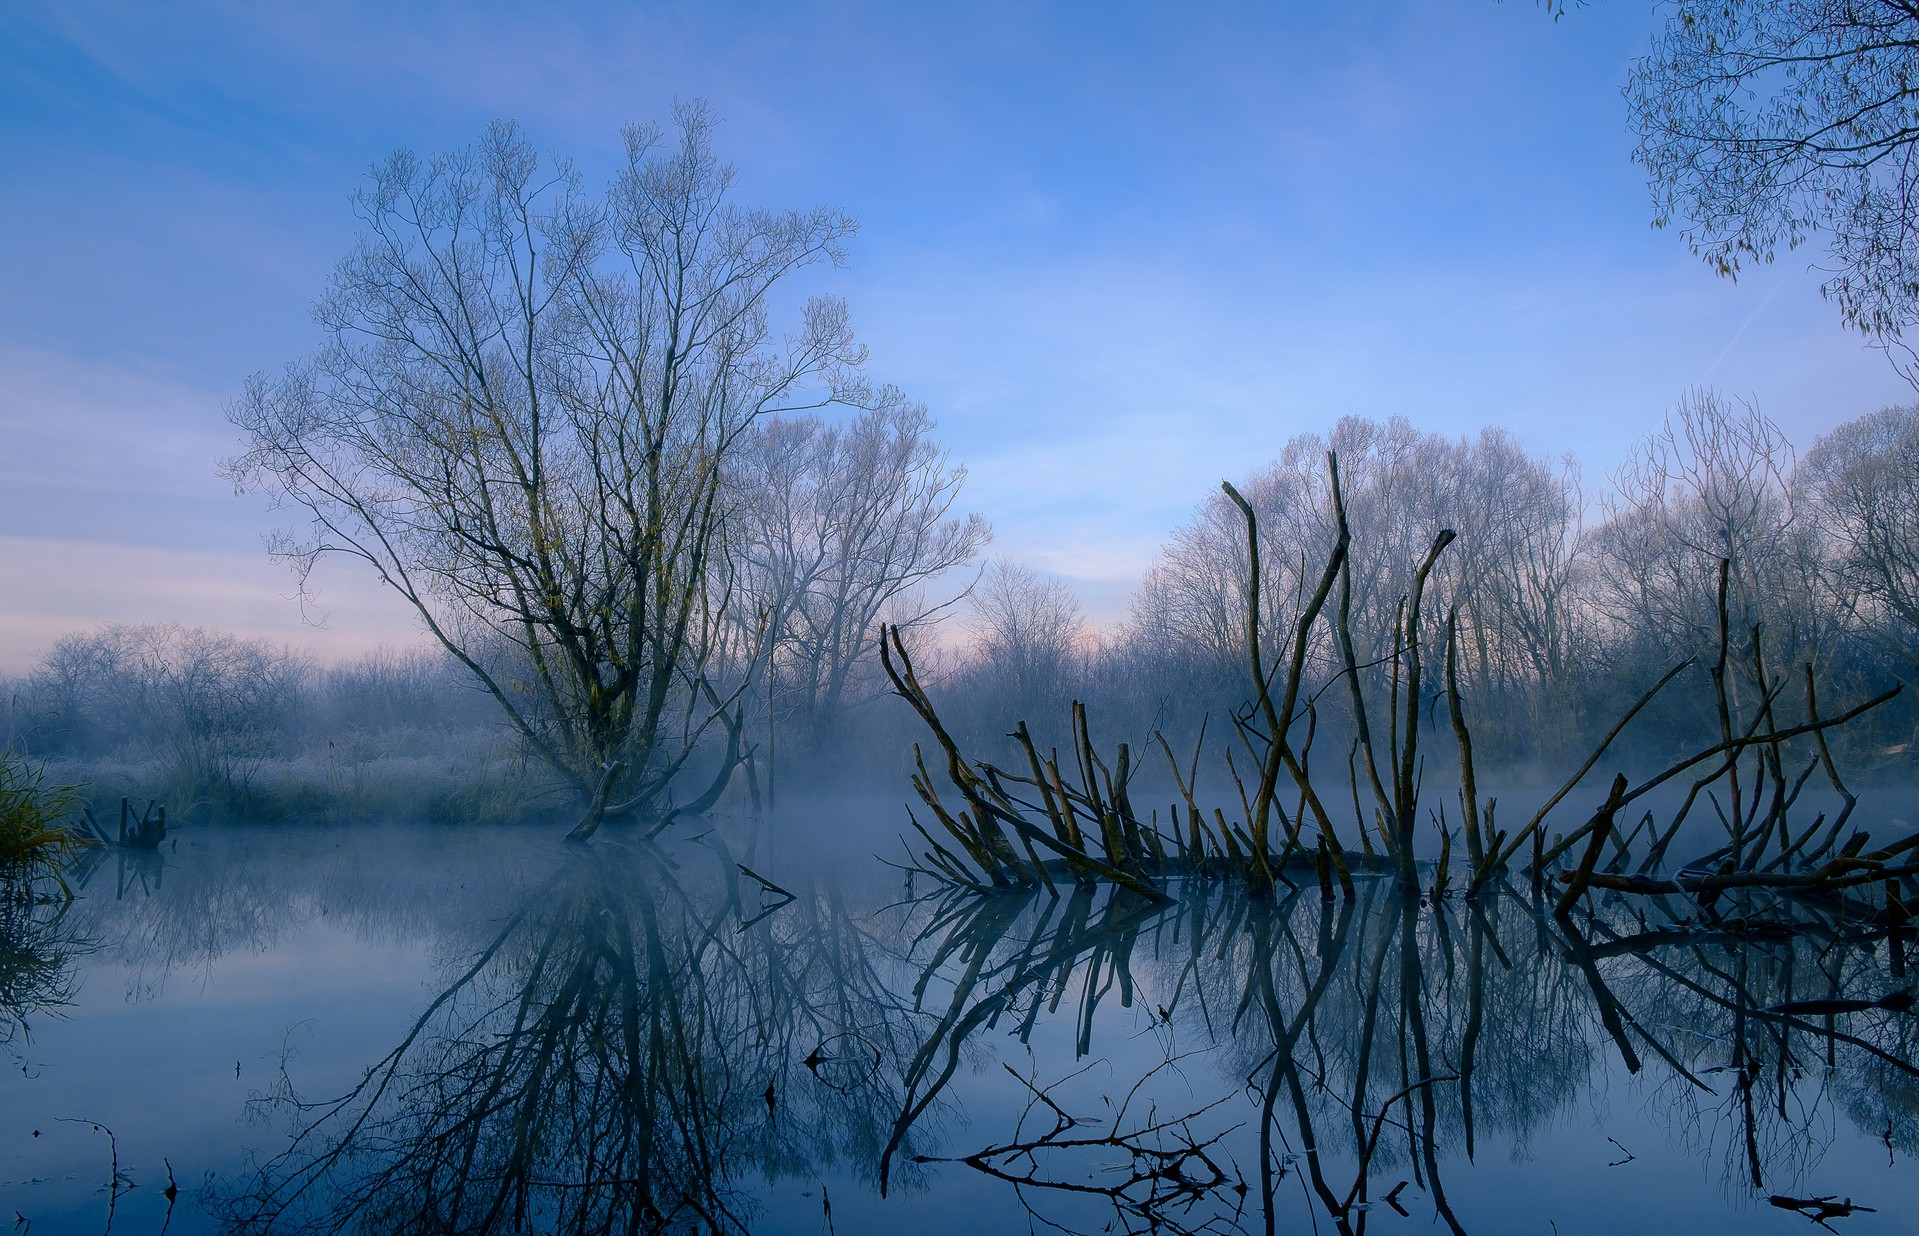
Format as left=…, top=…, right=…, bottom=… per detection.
left=0, top=750, right=86, bottom=895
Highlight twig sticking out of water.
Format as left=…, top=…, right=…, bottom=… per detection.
left=56, top=1118, right=133, bottom=1231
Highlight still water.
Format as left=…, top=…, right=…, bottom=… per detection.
left=3, top=808, right=1914, bottom=1234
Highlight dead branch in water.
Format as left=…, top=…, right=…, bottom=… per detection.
left=882, top=451, right=1906, bottom=925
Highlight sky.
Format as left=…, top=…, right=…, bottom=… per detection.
left=2, top=0, right=1914, bottom=674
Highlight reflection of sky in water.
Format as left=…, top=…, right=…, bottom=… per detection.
left=2, top=814, right=1914, bottom=1234
left=5, top=922, right=436, bottom=1233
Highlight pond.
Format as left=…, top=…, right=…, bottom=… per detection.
left=3, top=804, right=1914, bottom=1234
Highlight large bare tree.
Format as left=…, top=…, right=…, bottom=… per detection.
left=225, top=106, right=885, bottom=836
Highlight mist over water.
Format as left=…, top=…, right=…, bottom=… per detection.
left=2, top=797, right=1913, bottom=1234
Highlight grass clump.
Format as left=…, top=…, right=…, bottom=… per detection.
left=0, top=750, right=88, bottom=1049
left=0, top=750, right=85, bottom=892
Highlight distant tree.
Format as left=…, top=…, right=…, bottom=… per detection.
left=726, top=403, right=988, bottom=746
left=1128, top=489, right=1254, bottom=678
left=316, top=647, right=491, bottom=736
left=1446, top=430, right=1587, bottom=697
left=1127, top=417, right=1440, bottom=680
left=25, top=625, right=308, bottom=793
left=1627, top=2, right=1919, bottom=370
left=225, top=106, right=890, bottom=836
left=967, top=559, right=1086, bottom=724
left=1129, top=417, right=1584, bottom=695
left=1797, top=404, right=1919, bottom=664
left=1586, top=389, right=1823, bottom=680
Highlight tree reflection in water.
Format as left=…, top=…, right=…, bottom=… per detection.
left=214, top=838, right=921, bottom=1233
left=207, top=843, right=1917, bottom=1235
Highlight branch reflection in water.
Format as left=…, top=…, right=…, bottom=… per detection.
left=883, top=877, right=1918, bottom=1235
left=212, top=835, right=922, bottom=1233
left=204, top=842, right=1916, bottom=1234
left=1, top=874, right=88, bottom=1059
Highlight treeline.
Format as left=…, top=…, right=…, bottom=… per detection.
left=944, top=391, right=1919, bottom=786
left=7, top=390, right=1919, bottom=822
left=0, top=631, right=522, bottom=822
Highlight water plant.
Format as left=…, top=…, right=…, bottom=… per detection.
left=0, top=749, right=85, bottom=893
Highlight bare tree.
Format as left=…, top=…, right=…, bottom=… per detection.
left=1627, top=1, right=1919, bottom=373
left=1797, top=404, right=1919, bottom=664
left=1446, top=430, right=1586, bottom=698
left=1587, top=389, right=1823, bottom=680
left=24, top=624, right=308, bottom=797
left=225, top=106, right=888, bottom=836
left=726, top=402, right=988, bottom=748
left=1133, top=418, right=1471, bottom=673
left=966, top=558, right=1086, bottom=724
left=1128, top=417, right=1584, bottom=704
left=1128, top=494, right=1253, bottom=679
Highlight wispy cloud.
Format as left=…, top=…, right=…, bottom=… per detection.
left=2, top=0, right=1914, bottom=668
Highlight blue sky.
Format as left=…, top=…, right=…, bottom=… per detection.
left=2, top=0, right=1912, bottom=671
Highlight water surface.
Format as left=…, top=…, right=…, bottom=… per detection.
left=4, top=808, right=1914, bottom=1234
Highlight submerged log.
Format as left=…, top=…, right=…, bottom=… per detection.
left=1558, top=859, right=1919, bottom=899
left=1766, top=992, right=1914, bottom=1016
